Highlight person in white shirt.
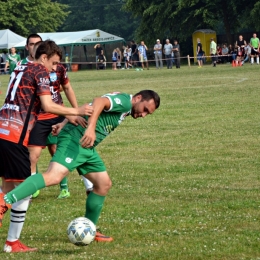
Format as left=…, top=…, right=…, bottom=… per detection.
left=154, top=39, right=163, bottom=69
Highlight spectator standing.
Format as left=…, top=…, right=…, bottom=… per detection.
left=138, top=41, right=149, bottom=70
left=235, top=35, right=246, bottom=64
left=130, top=40, right=138, bottom=67
left=4, top=47, right=21, bottom=74
left=249, top=33, right=260, bottom=65
left=97, top=50, right=106, bottom=70
left=196, top=38, right=203, bottom=68
left=221, top=44, right=229, bottom=63
left=94, top=43, right=103, bottom=69
left=172, top=40, right=181, bottom=69
left=65, top=53, right=70, bottom=71
left=154, top=39, right=163, bottom=69
left=163, top=39, right=173, bottom=69
left=210, top=38, right=217, bottom=67
left=112, top=49, right=118, bottom=70
left=116, top=48, right=122, bottom=69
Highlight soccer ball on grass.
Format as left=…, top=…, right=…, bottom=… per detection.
left=67, top=217, right=96, bottom=246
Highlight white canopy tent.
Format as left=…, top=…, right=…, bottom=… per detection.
left=15, top=29, right=125, bottom=47
left=15, top=29, right=125, bottom=64
left=0, top=29, right=26, bottom=49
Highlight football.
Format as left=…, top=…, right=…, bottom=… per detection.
left=67, top=217, right=96, bottom=246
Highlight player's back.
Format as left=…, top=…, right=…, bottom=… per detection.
left=0, top=63, right=51, bottom=146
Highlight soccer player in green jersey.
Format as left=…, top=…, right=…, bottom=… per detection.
left=249, top=33, right=260, bottom=64
left=4, top=47, right=21, bottom=74
left=3, top=90, right=160, bottom=244
left=17, top=33, right=42, bottom=66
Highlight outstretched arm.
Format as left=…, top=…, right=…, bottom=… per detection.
left=40, top=94, right=93, bottom=117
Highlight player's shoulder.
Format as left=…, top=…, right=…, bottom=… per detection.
left=57, top=63, right=66, bottom=71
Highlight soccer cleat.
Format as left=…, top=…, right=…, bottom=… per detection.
left=57, top=189, right=70, bottom=199
left=0, top=193, right=11, bottom=228
left=32, top=190, right=40, bottom=198
left=95, top=230, right=113, bottom=242
left=4, top=240, right=37, bottom=253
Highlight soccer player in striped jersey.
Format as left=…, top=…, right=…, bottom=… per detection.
left=0, top=40, right=93, bottom=253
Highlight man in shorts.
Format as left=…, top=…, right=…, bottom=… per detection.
left=249, top=33, right=260, bottom=64
left=3, top=90, right=160, bottom=246
left=0, top=40, right=93, bottom=253
left=138, top=41, right=149, bottom=70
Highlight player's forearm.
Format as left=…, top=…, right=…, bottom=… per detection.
left=87, top=97, right=109, bottom=130
left=42, top=101, right=80, bottom=116
left=63, top=84, right=78, bottom=108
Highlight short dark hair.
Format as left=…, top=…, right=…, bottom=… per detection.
left=26, top=33, right=42, bottom=45
left=134, top=90, right=160, bottom=109
left=35, top=40, right=62, bottom=60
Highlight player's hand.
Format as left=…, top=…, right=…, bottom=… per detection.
left=78, top=104, right=93, bottom=116
left=80, top=128, right=96, bottom=148
left=66, top=115, right=88, bottom=128
left=52, top=123, right=64, bottom=136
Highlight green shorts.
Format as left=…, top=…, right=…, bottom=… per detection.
left=51, top=130, right=106, bottom=175
left=46, top=133, right=57, bottom=146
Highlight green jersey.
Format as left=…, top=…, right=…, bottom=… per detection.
left=62, top=92, right=132, bottom=146
left=250, top=37, right=259, bottom=48
left=7, top=53, right=21, bottom=73
left=17, top=57, right=33, bottom=65
left=210, top=41, right=217, bottom=54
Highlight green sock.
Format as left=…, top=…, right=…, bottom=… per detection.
left=5, top=174, right=46, bottom=203
left=60, top=177, right=68, bottom=191
left=85, top=192, right=105, bottom=225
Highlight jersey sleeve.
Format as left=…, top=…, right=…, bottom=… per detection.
left=59, top=64, right=69, bottom=85
left=35, top=69, right=51, bottom=96
left=102, top=93, right=132, bottom=113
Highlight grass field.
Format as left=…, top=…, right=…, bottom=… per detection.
left=0, top=63, right=260, bottom=259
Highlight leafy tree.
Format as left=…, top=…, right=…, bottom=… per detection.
left=57, top=0, right=139, bottom=41
left=124, top=0, right=260, bottom=45
left=0, top=0, right=69, bottom=36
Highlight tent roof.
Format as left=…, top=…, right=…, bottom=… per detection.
left=0, top=29, right=26, bottom=49
left=15, top=29, right=125, bottom=48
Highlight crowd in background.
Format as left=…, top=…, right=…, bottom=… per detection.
left=2, top=34, right=259, bottom=73
left=94, top=39, right=181, bottom=70
left=197, top=33, right=260, bottom=67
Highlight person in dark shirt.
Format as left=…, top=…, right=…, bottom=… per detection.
left=130, top=40, right=138, bottom=67
left=172, top=40, right=181, bottom=68
left=97, top=50, right=106, bottom=70
left=94, top=43, right=103, bottom=69
left=196, top=38, right=203, bottom=68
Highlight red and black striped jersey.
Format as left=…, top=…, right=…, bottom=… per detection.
left=38, top=63, right=68, bottom=120
left=0, top=63, right=51, bottom=146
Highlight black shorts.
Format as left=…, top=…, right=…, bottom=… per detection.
left=28, top=117, right=64, bottom=147
left=251, top=48, right=259, bottom=56
left=131, top=53, right=138, bottom=61
left=0, top=139, right=30, bottom=181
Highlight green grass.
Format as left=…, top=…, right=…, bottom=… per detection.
left=0, top=63, right=260, bottom=259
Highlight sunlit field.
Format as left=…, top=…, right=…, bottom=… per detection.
left=0, top=62, right=259, bottom=259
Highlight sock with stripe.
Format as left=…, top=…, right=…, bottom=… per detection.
left=7, top=196, right=30, bottom=242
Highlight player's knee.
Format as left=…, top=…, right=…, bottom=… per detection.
left=102, top=178, right=112, bottom=194
left=43, top=172, right=64, bottom=186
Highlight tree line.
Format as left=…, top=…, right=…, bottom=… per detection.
left=1, top=0, right=260, bottom=46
